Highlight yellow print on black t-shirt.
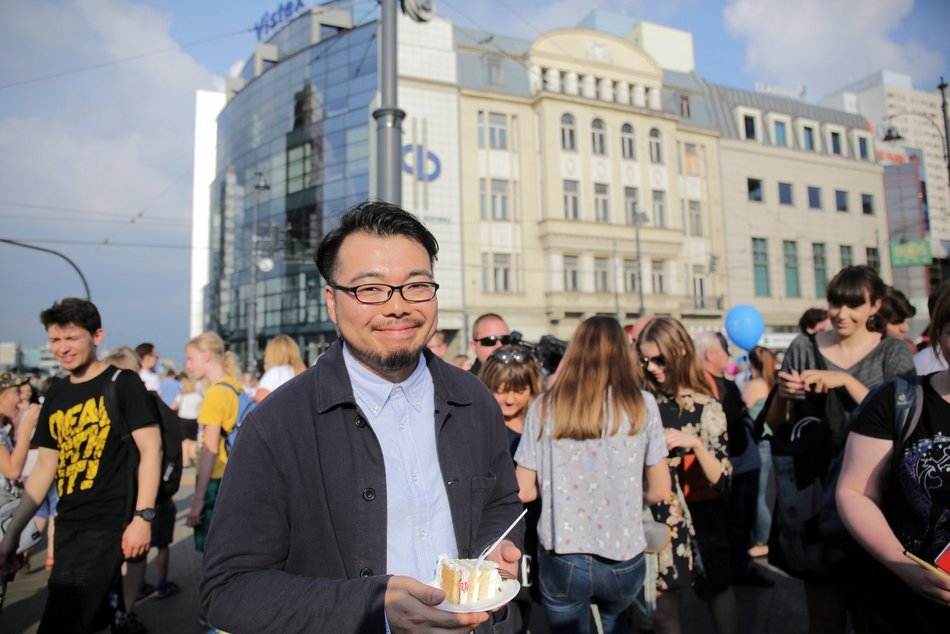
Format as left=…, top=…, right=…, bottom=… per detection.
left=47, top=396, right=112, bottom=496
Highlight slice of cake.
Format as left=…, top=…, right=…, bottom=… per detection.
left=436, top=555, right=505, bottom=605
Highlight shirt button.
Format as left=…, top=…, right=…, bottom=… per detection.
left=418, top=529, right=427, bottom=538
left=411, top=474, right=419, bottom=482
left=362, top=488, right=376, bottom=501
left=354, top=416, right=366, bottom=428
left=360, top=567, right=373, bottom=577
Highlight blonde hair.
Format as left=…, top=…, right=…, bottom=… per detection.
left=104, top=346, right=141, bottom=373
left=478, top=346, right=543, bottom=420
left=187, top=331, right=241, bottom=379
left=180, top=376, right=197, bottom=394
left=540, top=316, right=647, bottom=440
left=263, top=334, right=306, bottom=375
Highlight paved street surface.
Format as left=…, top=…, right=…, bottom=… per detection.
left=2, top=466, right=808, bottom=633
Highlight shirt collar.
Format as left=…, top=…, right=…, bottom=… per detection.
left=342, top=342, right=428, bottom=415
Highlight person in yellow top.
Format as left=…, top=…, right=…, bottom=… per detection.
left=184, top=332, right=242, bottom=552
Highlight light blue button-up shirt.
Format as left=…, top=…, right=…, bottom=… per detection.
left=342, top=343, right=458, bottom=584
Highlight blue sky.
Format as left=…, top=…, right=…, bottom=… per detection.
left=0, top=0, right=947, bottom=366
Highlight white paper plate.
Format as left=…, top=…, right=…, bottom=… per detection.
left=433, top=578, right=520, bottom=613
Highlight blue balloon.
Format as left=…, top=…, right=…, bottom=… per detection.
left=725, top=305, right=765, bottom=351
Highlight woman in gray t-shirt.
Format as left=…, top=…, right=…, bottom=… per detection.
left=515, top=316, right=670, bottom=634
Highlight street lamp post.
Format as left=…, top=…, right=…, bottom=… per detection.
left=0, top=238, right=91, bottom=299
left=247, top=172, right=270, bottom=375
left=881, top=78, right=950, bottom=189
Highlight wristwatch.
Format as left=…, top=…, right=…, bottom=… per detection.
left=133, top=508, right=156, bottom=522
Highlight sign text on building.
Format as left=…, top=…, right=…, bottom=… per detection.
left=255, top=0, right=306, bottom=41
left=890, top=239, right=932, bottom=267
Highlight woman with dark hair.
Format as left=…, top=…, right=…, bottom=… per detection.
left=766, top=265, right=915, bottom=633
left=515, top=316, right=670, bottom=634
left=744, top=346, right=778, bottom=559
left=637, top=316, right=736, bottom=634
left=837, top=288, right=950, bottom=632
left=872, top=286, right=917, bottom=352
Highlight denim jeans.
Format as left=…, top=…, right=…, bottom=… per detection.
left=538, top=548, right=646, bottom=634
left=753, top=440, right=773, bottom=545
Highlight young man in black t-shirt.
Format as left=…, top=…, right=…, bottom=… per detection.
left=0, top=298, right=161, bottom=633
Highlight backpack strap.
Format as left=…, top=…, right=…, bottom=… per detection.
left=101, top=367, right=138, bottom=523
left=891, top=371, right=924, bottom=473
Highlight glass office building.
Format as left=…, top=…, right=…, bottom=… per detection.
left=205, top=1, right=380, bottom=365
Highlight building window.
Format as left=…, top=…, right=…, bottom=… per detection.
left=752, top=238, right=770, bottom=297
left=624, top=187, right=640, bottom=225
left=861, top=193, right=874, bottom=215
left=784, top=240, right=800, bottom=298
left=680, top=94, right=691, bottom=118
left=858, top=137, right=869, bottom=160
left=778, top=182, right=793, bottom=205
left=692, top=265, right=707, bottom=308
left=561, top=114, right=576, bottom=151
left=485, top=56, right=504, bottom=85
left=774, top=120, right=787, bottom=146
left=493, top=253, right=511, bottom=292
left=624, top=258, right=639, bottom=293
left=563, top=180, right=579, bottom=220
left=688, top=200, right=703, bottom=236
left=488, top=112, right=507, bottom=150
left=867, top=247, right=880, bottom=273
left=831, top=131, right=842, bottom=155
left=591, top=118, right=606, bottom=155
left=803, top=126, right=815, bottom=151
left=840, top=244, right=853, bottom=268
left=835, top=190, right=848, bottom=212
left=563, top=255, right=579, bottom=291
left=652, top=260, right=666, bottom=294
left=594, top=257, right=610, bottom=292
left=479, top=178, right=487, bottom=220
left=808, top=186, right=822, bottom=209
left=744, top=115, right=757, bottom=140
left=594, top=183, right=610, bottom=222
left=684, top=143, right=700, bottom=176
left=491, top=179, right=509, bottom=220
left=652, top=190, right=667, bottom=227
left=621, top=123, right=636, bottom=159
left=748, top=178, right=764, bottom=202
left=649, top=128, right=663, bottom=164
left=477, top=111, right=485, bottom=148
left=287, top=143, right=313, bottom=194
left=813, top=243, right=827, bottom=297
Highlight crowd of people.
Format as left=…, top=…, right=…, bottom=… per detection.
left=0, top=200, right=948, bottom=634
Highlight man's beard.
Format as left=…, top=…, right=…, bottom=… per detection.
left=341, top=336, right=423, bottom=375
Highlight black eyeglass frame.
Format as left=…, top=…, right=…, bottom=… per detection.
left=329, top=281, right=440, bottom=305
left=640, top=354, right=667, bottom=368
left=475, top=335, right=513, bottom=347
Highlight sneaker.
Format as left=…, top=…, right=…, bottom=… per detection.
left=137, top=582, right=155, bottom=601
left=113, top=612, right=148, bottom=634
left=154, top=580, right=180, bottom=600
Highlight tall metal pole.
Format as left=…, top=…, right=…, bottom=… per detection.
left=939, top=76, right=950, bottom=189
left=247, top=172, right=269, bottom=375
left=0, top=238, right=91, bottom=300
left=634, top=211, right=646, bottom=317
left=373, top=0, right=405, bottom=205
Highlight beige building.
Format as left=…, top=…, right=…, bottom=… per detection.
left=454, top=26, right=726, bottom=343
left=699, top=82, right=888, bottom=330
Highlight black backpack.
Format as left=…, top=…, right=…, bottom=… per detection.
left=105, top=368, right=184, bottom=503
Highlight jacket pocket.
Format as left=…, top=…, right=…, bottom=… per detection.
left=469, top=473, right=497, bottom=552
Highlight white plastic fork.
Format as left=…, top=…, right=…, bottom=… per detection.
left=475, top=508, right=528, bottom=568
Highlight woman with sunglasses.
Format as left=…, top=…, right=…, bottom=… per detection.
left=637, top=316, right=736, bottom=634
left=479, top=345, right=544, bottom=633
left=514, top=316, right=671, bottom=634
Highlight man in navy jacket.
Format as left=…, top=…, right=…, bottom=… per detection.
left=200, top=201, right=523, bottom=633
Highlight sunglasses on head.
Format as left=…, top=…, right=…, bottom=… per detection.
left=641, top=354, right=666, bottom=368
left=476, top=335, right=512, bottom=347
left=491, top=348, right=531, bottom=365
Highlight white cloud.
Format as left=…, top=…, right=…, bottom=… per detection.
left=0, top=0, right=219, bottom=362
left=723, top=0, right=945, bottom=99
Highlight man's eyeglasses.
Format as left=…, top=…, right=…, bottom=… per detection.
left=491, top=348, right=531, bottom=365
left=475, top=335, right=512, bottom=347
left=330, top=281, right=439, bottom=305
left=641, top=354, right=666, bottom=369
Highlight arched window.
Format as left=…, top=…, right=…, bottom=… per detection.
left=591, top=118, right=606, bottom=155
left=649, top=128, right=663, bottom=164
left=561, top=114, right=576, bottom=151
left=621, top=123, right=636, bottom=160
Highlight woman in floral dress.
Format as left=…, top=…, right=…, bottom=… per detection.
left=637, top=317, right=736, bottom=634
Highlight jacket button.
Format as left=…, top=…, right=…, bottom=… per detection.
left=360, top=567, right=373, bottom=578
left=362, top=488, right=376, bottom=501
left=354, top=416, right=366, bottom=428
